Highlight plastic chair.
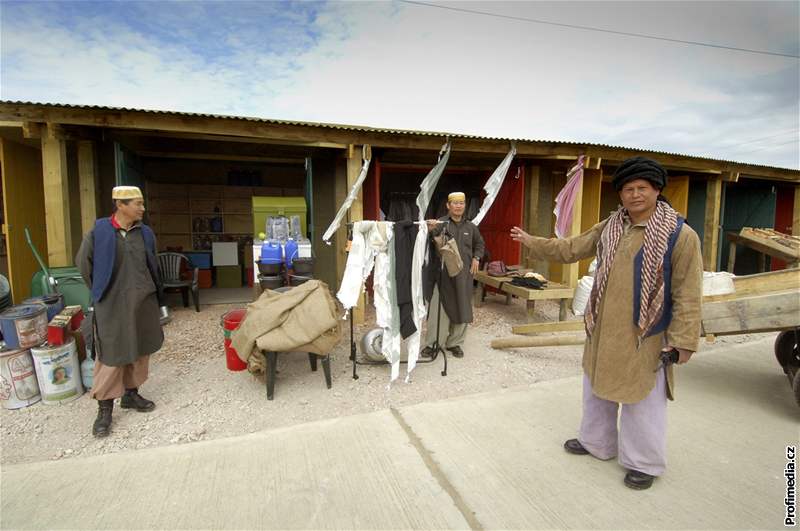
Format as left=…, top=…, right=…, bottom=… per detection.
left=157, top=252, right=199, bottom=312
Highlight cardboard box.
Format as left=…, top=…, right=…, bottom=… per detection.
left=212, top=242, right=238, bottom=266
left=216, top=265, right=242, bottom=288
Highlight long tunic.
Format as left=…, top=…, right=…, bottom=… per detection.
left=429, top=216, right=485, bottom=324
left=525, top=217, right=702, bottom=403
left=76, top=223, right=164, bottom=367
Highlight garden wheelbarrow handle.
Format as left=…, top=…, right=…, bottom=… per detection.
left=24, top=226, right=56, bottom=290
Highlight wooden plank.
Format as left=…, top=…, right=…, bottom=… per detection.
left=703, top=268, right=800, bottom=303
left=346, top=146, right=365, bottom=324
left=662, top=175, right=689, bottom=217
left=41, top=127, right=73, bottom=267
left=727, top=231, right=800, bottom=263
left=137, top=151, right=304, bottom=164
left=578, top=168, right=602, bottom=276
left=701, top=290, right=800, bottom=335
left=703, top=176, right=722, bottom=271
left=3, top=103, right=798, bottom=182
left=0, top=139, right=47, bottom=302
left=22, top=122, right=42, bottom=139
left=511, top=320, right=584, bottom=335
left=77, top=141, right=98, bottom=235
left=491, top=334, right=586, bottom=349
left=501, top=282, right=574, bottom=301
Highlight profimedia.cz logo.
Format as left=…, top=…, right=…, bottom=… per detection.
left=787, top=445, right=796, bottom=527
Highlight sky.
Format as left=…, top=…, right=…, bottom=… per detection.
left=1, top=0, right=798, bottom=169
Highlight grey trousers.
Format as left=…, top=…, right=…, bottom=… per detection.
left=577, top=366, right=668, bottom=476
left=425, top=286, right=469, bottom=349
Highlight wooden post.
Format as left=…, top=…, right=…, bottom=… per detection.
left=78, top=141, right=98, bottom=235
left=41, top=124, right=73, bottom=267
left=524, top=165, right=540, bottom=269
left=578, top=168, right=602, bottom=277
left=703, top=176, right=723, bottom=271
left=793, top=184, right=800, bottom=236
left=345, top=145, right=365, bottom=324
left=560, top=171, right=583, bottom=289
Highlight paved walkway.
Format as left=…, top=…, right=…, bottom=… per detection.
left=2, top=336, right=796, bottom=529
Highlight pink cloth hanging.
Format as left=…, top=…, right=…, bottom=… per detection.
left=554, top=155, right=586, bottom=238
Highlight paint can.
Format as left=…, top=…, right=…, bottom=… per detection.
left=0, top=347, right=42, bottom=409
left=0, top=304, right=48, bottom=349
left=221, top=309, right=248, bottom=371
left=30, top=337, right=84, bottom=405
left=23, top=294, right=66, bottom=321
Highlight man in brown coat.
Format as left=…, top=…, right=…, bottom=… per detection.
left=76, top=186, right=164, bottom=437
left=511, top=157, right=702, bottom=490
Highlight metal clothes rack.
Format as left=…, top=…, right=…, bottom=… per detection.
left=344, top=221, right=448, bottom=380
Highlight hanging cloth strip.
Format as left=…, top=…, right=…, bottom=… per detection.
left=407, top=139, right=452, bottom=381
left=553, top=155, right=586, bottom=238
left=471, top=143, right=517, bottom=226
left=322, top=146, right=371, bottom=245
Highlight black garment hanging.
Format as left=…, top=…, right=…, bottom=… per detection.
left=393, top=221, right=418, bottom=338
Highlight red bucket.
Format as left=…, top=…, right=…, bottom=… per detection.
left=221, top=309, right=248, bottom=371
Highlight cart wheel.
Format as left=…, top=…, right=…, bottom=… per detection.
left=793, top=368, right=800, bottom=408
left=774, top=330, right=799, bottom=376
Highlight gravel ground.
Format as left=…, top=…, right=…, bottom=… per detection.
left=0, top=291, right=779, bottom=465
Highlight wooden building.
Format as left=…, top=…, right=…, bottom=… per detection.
left=0, top=101, right=798, bottom=305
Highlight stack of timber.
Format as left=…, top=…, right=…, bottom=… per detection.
left=491, top=268, right=800, bottom=349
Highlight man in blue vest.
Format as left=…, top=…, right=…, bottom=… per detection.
left=511, top=157, right=702, bottom=490
left=76, top=186, right=164, bottom=437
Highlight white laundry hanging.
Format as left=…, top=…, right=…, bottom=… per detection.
left=322, top=146, right=371, bottom=245
left=472, top=143, right=517, bottom=226
left=406, top=140, right=451, bottom=380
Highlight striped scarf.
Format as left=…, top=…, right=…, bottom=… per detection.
left=585, top=200, right=679, bottom=343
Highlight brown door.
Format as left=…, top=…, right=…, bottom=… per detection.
left=1, top=138, right=47, bottom=303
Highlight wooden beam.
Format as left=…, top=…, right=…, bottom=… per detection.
left=22, top=122, right=42, bottom=139
left=579, top=168, right=602, bottom=276
left=2, top=103, right=797, bottom=182
left=137, top=151, right=305, bottom=164
left=0, top=121, right=23, bottom=128
left=109, top=129, right=348, bottom=149
left=701, top=290, right=799, bottom=335
left=703, top=176, right=723, bottom=271
left=524, top=165, right=540, bottom=270
left=662, top=175, right=690, bottom=217
left=78, top=141, right=98, bottom=235
left=721, top=171, right=740, bottom=183
left=511, top=320, right=584, bottom=335
left=793, top=185, right=800, bottom=236
left=41, top=125, right=73, bottom=267
left=703, top=268, right=800, bottom=303
left=346, top=146, right=366, bottom=324
left=561, top=173, right=583, bottom=288
left=491, top=334, right=586, bottom=349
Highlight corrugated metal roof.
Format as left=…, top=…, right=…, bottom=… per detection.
left=1, top=100, right=796, bottom=172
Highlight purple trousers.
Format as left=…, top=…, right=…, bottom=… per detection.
left=577, top=367, right=667, bottom=476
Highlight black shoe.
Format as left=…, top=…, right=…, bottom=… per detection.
left=563, top=438, right=590, bottom=455
left=420, top=346, right=436, bottom=359
left=448, top=346, right=464, bottom=358
left=92, top=399, right=113, bottom=438
left=121, top=388, right=156, bottom=412
left=624, top=470, right=655, bottom=490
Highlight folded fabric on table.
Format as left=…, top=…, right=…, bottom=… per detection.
left=510, top=276, right=547, bottom=290
left=230, top=280, right=342, bottom=373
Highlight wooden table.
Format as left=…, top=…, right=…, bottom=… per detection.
left=474, top=270, right=575, bottom=321
left=726, top=231, right=800, bottom=273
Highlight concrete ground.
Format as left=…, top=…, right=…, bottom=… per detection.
left=2, top=336, right=797, bottom=530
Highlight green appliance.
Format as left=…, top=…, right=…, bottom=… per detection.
left=25, top=228, right=92, bottom=311
left=252, top=196, right=307, bottom=238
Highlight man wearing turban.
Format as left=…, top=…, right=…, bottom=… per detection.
left=423, top=192, right=485, bottom=359
left=511, top=157, right=702, bottom=490
left=76, top=186, right=164, bottom=437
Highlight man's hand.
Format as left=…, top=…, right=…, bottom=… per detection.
left=470, top=258, right=480, bottom=275
left=426, top=219, right=439, bottom=231
left=664, top=346, right=694, bottom=364
left=510, top=226, right=533, bottom=247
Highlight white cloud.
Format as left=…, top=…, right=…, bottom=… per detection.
left=1, top=1, right=797, bottom=169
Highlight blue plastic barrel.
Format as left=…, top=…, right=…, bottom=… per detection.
left=260, top=241, right=282, bottom=264
left=283, top=240, right=298, bottom=269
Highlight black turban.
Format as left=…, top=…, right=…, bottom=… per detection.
left=612, top=156, right=668, bottom=191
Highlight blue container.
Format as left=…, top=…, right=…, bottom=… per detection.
left=23, top=294, right=65, bottom=321
left=184, top=252, right=212, bottom=269
left=0, top=304, right=48, bottom=349
left=260, top=241, right=282, bottom=264
left=283, top=240, right=298, bottom=269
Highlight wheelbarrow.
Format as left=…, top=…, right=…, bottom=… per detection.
left=24, top=227, right=91, bottom=312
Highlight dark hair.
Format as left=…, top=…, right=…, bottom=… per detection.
left=111, top=198, right=132, bottom=212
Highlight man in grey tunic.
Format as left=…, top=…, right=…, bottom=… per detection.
left=422, top=192, right=485, bottom=358
left=76, top=186, right=163, bottom=437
